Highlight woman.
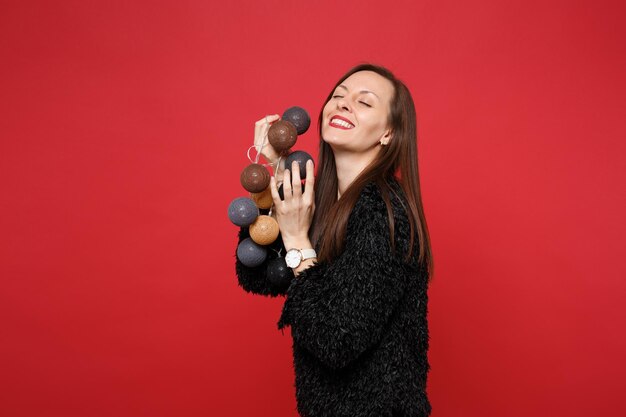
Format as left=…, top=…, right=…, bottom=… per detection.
left=235, top=63, right=433, bottom=417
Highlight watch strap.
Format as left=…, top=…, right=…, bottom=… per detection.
left=300, top=248, right=317, bottom=260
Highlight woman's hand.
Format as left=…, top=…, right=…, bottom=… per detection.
left=270, top=159, right=315, bottom=247
left=254, top=114, right=284, bottom=175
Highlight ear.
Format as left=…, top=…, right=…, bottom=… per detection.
left=380, top=129, right=393, bottom=145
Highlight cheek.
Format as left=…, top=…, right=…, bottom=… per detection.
left=322, top=102, right=332, bottom=118
left=361, top=114, right=381, bottom=132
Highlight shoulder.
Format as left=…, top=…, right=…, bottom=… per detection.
left=346, top=178, right=410, bottom=238
left=346, top=177, right=417, bottom=264
left=352, top=177, right=409, bottom=222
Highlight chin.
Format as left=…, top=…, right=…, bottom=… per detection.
left=321, top=127, right=334, bottom=143
left=323, top=138, right=354, bottom=154
left=322, top=127, right=350, bottom=143
left=321, top=134, right=343, bottom=146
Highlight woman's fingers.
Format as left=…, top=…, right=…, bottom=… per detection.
left=304, top=159, right=315, bottom=201
left=282, top=166, right=292, bottom=203
left=254, top=117, right=266, bottom=141
left=255, top=114, right=280, bottom=125
left=254, top=115, right=275, bottom=140
left=291, top=161, right=302, bottom=198
left=254, top=114, right=281, bottom=162
left=255, top=114, right=280, bottom=136
left=269, top=160, right=314, bottom=237
left=269, top=176, right=281, bottom=207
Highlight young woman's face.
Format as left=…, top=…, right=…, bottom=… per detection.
left=322, top=70, right=395, bottom=152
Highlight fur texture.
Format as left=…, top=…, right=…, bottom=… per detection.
left=234, top=178, right=431, bottom=417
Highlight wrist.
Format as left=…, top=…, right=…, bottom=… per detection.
left=273, top=158, right=286, bottom=175
left=284, top=245, right=317, bottom=275
left=283, top=236, right=312, bottom=251
left=293, top=256, right=317, bottom=277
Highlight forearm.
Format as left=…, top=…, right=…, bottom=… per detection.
left=277, top=245, right=409, bottom=369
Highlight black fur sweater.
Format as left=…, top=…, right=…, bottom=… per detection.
left=234, top=178, right=431, bottom=417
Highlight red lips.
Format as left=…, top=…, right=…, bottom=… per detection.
left=329, top=115, right=355, bottom=129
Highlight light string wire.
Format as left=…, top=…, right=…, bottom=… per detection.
left=246, top=120, right=284, bottom=219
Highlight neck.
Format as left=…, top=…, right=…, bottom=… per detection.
left=333, top=145, right=381, bottom=199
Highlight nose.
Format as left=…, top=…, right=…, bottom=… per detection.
left=336, top=96, right=351, bottom=112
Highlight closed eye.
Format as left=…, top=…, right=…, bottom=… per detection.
left=359, top=101, right=372, bottom=107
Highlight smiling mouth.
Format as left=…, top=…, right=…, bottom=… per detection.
left=329, top=117, right=355, bottom=129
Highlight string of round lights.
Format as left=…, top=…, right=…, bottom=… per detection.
left=228, top=106, right=315, bottom=285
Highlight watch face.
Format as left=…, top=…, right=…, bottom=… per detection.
left=285, top=249, right=301, bottom=268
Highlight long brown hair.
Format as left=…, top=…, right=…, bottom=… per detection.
left=310, top=63, right=434, bottom=282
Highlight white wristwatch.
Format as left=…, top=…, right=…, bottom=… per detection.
left=285, top=248, right=317, bottom=269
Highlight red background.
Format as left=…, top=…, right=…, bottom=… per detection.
left=1, top=1, right=625, bottom=416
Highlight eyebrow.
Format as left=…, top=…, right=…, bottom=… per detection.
left=337, top=84, right=380, bottom=100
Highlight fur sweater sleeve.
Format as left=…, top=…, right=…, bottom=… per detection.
left=234, top=225, right=294, bottom=297
left=276, top=182, right=414, bottom=369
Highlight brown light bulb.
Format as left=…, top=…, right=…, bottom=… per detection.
left=250, top=185, right=273, bottom=209
left=267, top=120, right=297, bottom=153
left=249, top=215, right=280, bottom=245
left=240, top=163, right=270, bottom=193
